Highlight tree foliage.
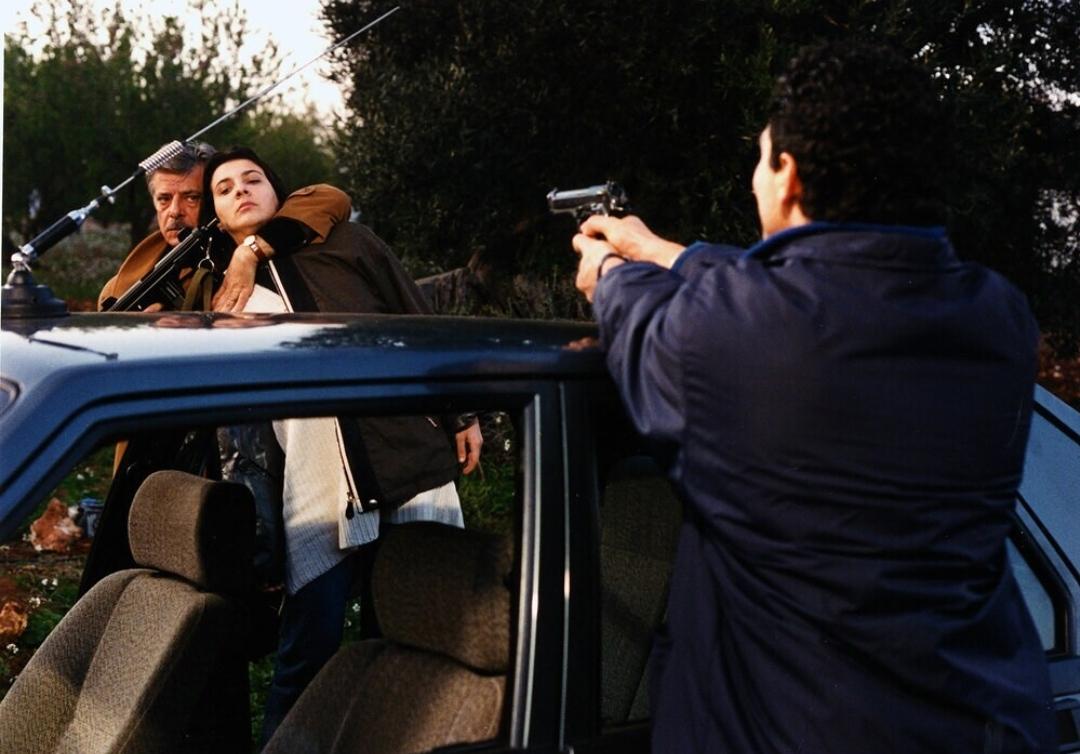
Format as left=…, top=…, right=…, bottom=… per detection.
left=322, top=0, right=1078, bottom=344
left=3, top=0, right=334, bottom=249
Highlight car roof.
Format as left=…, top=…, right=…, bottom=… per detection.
left=0, top=311, right=603, bottom=538
left=1, top=311, right=602, bottom=387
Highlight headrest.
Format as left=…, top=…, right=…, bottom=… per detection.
left=373, top=524, right=512, bottom=674
left=128, top=470, right=255, bottom=593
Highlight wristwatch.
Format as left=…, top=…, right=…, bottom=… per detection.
left=243, top=234, right=269, bottom=262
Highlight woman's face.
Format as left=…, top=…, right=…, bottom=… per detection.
left=209, top=158, right=281, bottom=241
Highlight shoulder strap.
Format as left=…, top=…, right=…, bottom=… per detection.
left=181, top=266, right=214, bottom=311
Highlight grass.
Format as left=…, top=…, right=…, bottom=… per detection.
left=0, top=566, right=84, bottom=696
left=32, top=445, right=115, bottom=520
left=457, top=459, right=516, bottom=535
left=0, top=441, right=113, bottom=699
left=249, top=656, right=275, bottom=743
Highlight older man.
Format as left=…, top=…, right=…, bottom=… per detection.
left=98, top=141, right=349, bottom=312
left=92, top=142, right=353, bottom=594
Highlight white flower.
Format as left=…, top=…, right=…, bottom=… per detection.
left=5, top=644, right=18, bottom=655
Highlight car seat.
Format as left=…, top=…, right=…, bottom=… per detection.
left=263, top=522, right=512, bottom=754
left=0, top=470, right=255, bottom=753
left=600, top=455, right=682, bottom=723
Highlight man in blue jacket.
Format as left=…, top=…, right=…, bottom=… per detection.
left=573, top=40, right=1055, bottom=753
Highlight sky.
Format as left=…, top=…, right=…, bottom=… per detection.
left=1, top=0, right=350, bottom=118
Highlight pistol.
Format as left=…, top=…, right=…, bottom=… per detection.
left=547, top=181, right=629, bottom=223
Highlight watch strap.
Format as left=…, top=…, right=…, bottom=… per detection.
left=243, top=235, right=269, bottom=262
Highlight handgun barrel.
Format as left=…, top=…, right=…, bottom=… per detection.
left=547, top=185, right=610, bottom=211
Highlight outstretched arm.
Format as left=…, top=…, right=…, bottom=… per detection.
left=578, top=215, right=686, bottom=267
left=212, top=184, right=352, bottom=312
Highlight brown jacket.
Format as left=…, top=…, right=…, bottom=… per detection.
left=98, top=184, right=351, bottom=309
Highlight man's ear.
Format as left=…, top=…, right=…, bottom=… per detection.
left=776, top=152, right=811, bottom=225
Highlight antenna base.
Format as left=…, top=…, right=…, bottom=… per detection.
left=2, top=267, right=69, bottom=319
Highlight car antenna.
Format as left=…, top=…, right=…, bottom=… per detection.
left=1, top=6, right=401, bottom=319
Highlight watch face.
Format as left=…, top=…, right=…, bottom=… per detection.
left=243, top=235, right=265, bottom=261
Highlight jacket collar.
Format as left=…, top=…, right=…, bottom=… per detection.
left=741, top=222, right=960, bottom=270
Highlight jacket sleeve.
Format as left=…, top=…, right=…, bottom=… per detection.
left=258, top=184, right=352, bottom=255
left=671, top=241, right=745, bottom=277
left=98, top=275, right=120, bottom=310
left=592, top=262, right=690, bottom=449
left=98, top=231, right=167, bottom=310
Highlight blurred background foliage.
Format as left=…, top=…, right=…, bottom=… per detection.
left=3, top=0, right=335, bottom=250
left=322, top=0, right=1079, bottom=349
left=3, top=0, right=1078, bottom=351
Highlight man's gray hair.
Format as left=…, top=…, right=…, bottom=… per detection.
left=144, top=141, right=217, bottom=190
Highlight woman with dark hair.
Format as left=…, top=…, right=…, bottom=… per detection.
left=199, top=147, right=305, bottom=313
left=205, top=147, right=484, bottom=744
left=99, top=142, right=349, bottom=313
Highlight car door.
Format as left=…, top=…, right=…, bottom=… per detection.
left=562, top=383, right=1080, bottom=754
left=1014, top=386, right=1080, bottom=752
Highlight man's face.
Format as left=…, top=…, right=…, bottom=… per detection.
left=149, top=167, right=204, bottom=246
left=209, top=158, right=280, bottom=241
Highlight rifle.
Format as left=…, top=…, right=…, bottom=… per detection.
left=102, top=219, right=222, bottom=312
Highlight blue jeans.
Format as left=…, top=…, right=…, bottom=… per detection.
left=259, top=541, right=380, bottom=747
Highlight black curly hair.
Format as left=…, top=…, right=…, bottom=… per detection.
left=767, top=39, right=951, bottom=226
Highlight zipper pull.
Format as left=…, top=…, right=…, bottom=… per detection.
left=345, top=490, right=356, bottom=520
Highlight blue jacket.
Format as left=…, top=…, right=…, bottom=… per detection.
left=593, top=224, right=1055, bottom=753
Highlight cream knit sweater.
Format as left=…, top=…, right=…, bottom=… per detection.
left=246, top=284, right=463, bottom=594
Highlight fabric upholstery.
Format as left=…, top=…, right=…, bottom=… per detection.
left=263, top=643, right=506, bottom=754
left=373, top=523, right=512, bottom=673
left=128, top=470, right=255, bottom=593
left=0, top=470, right=255, bottom=753
left=600, top=456, right=682, bottom=724
left=0, top=571, right=142, bottom=752
left=264, top=523, right=512, bottom=754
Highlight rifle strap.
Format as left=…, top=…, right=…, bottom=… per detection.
left=181, top=266, right=214, bottom=311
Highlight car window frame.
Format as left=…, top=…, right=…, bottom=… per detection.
left=3, top=375, right=579, bottom=752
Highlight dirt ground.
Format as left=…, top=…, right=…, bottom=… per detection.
left=0, top=541, right=89, bottom=602
left=0, top=539, right=91, bottom=690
